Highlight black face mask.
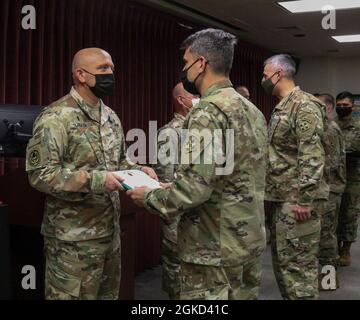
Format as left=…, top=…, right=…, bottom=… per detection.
left=180, top=58, right=206, bottom=96
left=82, top=69, right=115, bottom=99
left=261, top=71, right=280, bottom=95
left=336, top=106, right=352, bottom=118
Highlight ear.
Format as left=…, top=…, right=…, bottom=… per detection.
left=176, top=96, right=184, bottom=106
left=75, top=68, right=86, bottom=84
left=199, top=56, right=208, bottom=72
left=278, top=69, right=285, bottom=79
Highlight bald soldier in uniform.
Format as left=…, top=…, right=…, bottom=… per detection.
left=26, top=48, right=157, bottom=300
left=263, top=54, right=328, bottom=300
left=128, top=28, right=268, bottom=300
left=153, top=83, right=198, bottom=300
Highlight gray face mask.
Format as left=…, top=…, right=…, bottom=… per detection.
left=261, top=71, right=280, bottom=95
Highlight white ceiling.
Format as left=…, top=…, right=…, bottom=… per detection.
left=170, top=0, right=360, bottom=57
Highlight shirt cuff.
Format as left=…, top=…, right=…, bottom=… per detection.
left=297, top=194, right=313, bottom=206
left=143, top=188, right=158, bottom=212
left=90, top=170, right=107, bottom=194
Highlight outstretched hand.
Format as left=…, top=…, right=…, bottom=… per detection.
left=140, top=167, right=159, bottom=181
left=126, top=186, right=147, bottom=207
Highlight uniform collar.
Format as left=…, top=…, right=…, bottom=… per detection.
left=173, top=112, right=186, bottom=121
left=70, top=87, right=111, bottom=125
left=202, top=80, right=233, bottom=99
left=337, top=114, right=356, bottom=128
left=274, top=86, right=301, bottom=111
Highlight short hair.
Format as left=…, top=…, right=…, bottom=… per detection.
left=264, top=54, right=297, bottom=79
left=336, top=91, right=354, bottom=103
left=236, top=85, right=249, bottom=91
left=236, top=85, right=250, bottom=97
left=181, top=28, right=238, bottom=76
left=318, top=93, right=335, bottom=108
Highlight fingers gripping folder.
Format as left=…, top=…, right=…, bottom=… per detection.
left=114, top=170, right=161, bottom=190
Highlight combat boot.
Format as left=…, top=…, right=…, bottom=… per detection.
left=339, top=242, right=351, bottom=267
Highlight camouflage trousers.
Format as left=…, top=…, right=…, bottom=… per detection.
left=319, top=192, right=342, bottom=266
left=338, top=191, right=360, bottom=243
left=179, top=256, right=262, bottom=300
left=161, top=238, right=181, bottom=299
left=271, top=201, right=323, bottom=300
left=44, top=235, right=121, bottom=300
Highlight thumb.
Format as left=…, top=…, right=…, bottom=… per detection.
left=113, top=174, right=124, bottom=182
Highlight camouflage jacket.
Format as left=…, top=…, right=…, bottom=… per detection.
left=153, top=112, right=186, bottom=244
left=26, top=87, right=138, bottom=241
left=322, top=121, right=346, bottom=194
left=337, top=115, right=360, bottom=191
left=154, top=112, right=186, bottom=183
left=266, top=87, right=329, bottom=205
left=143, top=80, right=268, bottom=267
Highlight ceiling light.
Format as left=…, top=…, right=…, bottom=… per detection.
left=278, top=0, right=360, bottom=13
left=332, top=34, right=360, bottom=43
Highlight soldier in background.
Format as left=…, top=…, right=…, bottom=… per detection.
left=26, top=48, right=157, bottom=300
left=236, top=85, right=251, bottom=100
left=317, top=93, right=346, bottom=289
left=263, top=54, right=328, bottom=299
left=153, top=82, right=198, bottom=299
left=335, top=91, right=360, bottom=266
left=127, top=28, right=268, bottom=300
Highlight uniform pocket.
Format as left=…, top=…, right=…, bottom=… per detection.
left=276, top=202, right=321, bottom=240
left=286, top=217, right=320, bottom=240
left=47, top=265, right=82, bottom=298
left=275, top=203, right=321, bottom=259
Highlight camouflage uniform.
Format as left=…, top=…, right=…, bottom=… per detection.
left=267, top=87, right=328, bottom=300
left=336, top=116, right=360, bottom=243
left=143, top=80, right=268, bottom=300
left=153, top=113, right=186, bottom=299
left=320, top=121, right=346, bottom=266
left=26, top=87, right=139, bottom=300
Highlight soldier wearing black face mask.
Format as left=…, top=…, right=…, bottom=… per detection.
left=81, top=68, right=115, bottom=100
left=26, top=47, right=157, bottom=300
left=335, top=91, right=360, bottom=267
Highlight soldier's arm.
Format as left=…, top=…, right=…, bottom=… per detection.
left=338, top=130, right=347, bottom=185
left=26, top=114, right=107, bottom=201
left=142, top=104, right=227, bottom=220
left=295, top=103, right=326, bottom=206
